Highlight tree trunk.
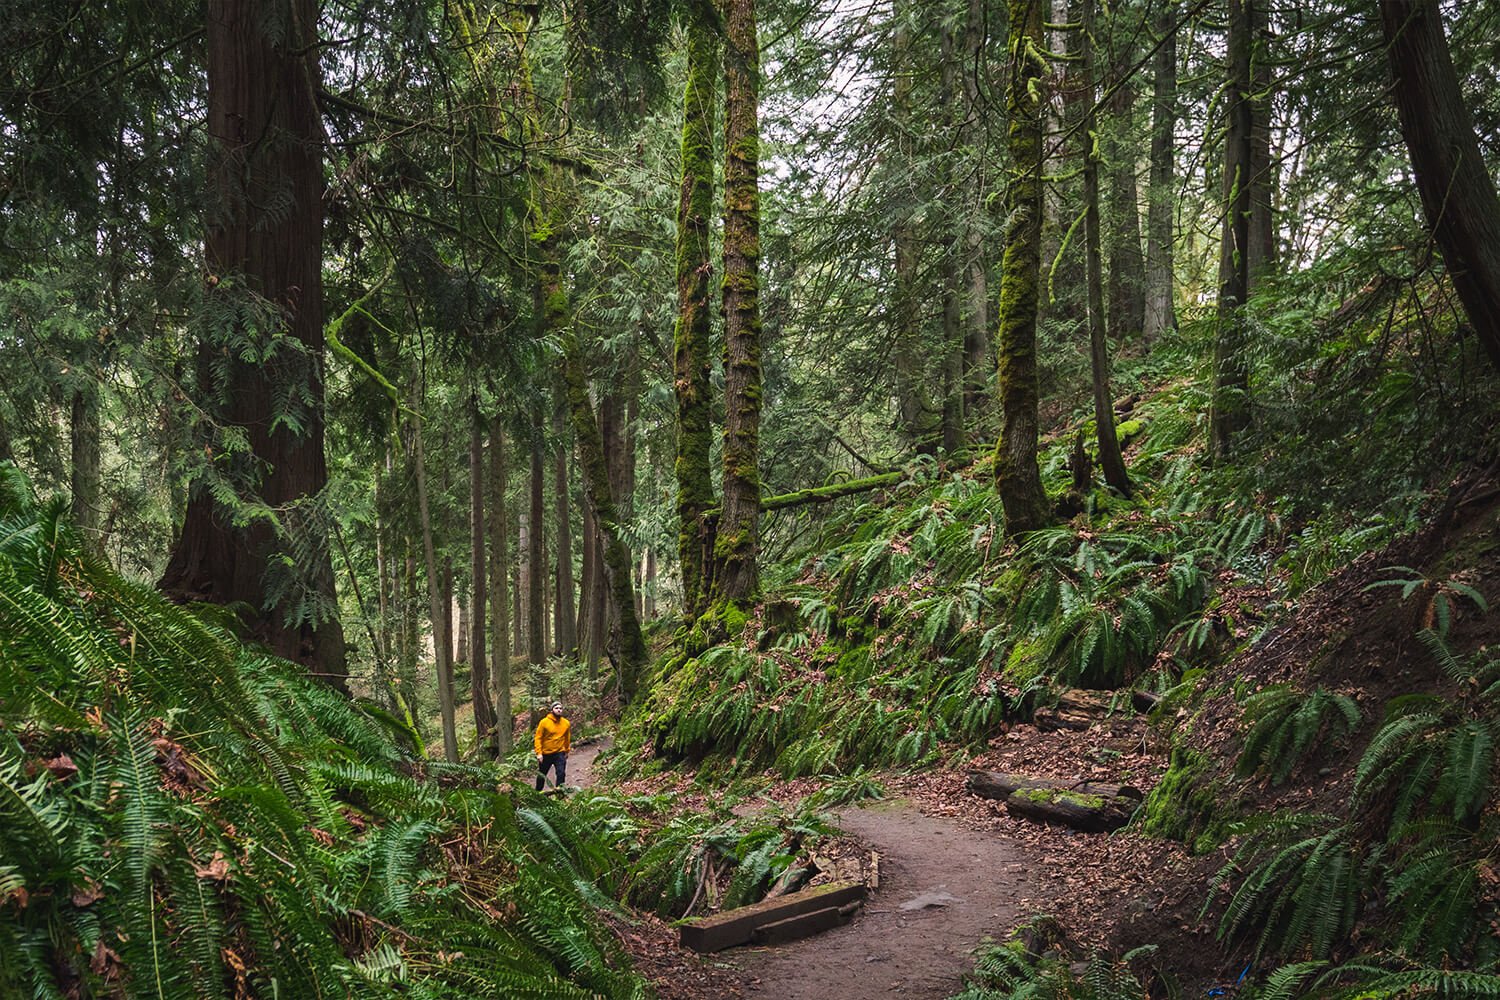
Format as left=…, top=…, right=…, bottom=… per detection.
left=455, top=575, right=468, bottom=665
left=673, top=13, right=721, bottom=616
left=891, top=0, right=938, bottom=453
left=69, top=388, right=101, bottom=551
left=1143, top=0, right=1178, bottom=341
left=528, top=410, right=546, bottom=687
left=1210, top=0, right=1255, bottom=457
left=1105, top=30, right=1146, bottom=342
left=516, top=509, right=529, bottom=658
left=961, top=0, right=991, bottom=419
left=488, top=417, right=513, bottom=753
left=717, top=0, right=765, bottom=602
left=1248, top=4, right=1276, bottom=284
left=577, top=473, right=597, bottom=667
left=552, top=390, right=577, bottom=657
left=469, top=398, right=496, bottom=755
left=160, top=0, right=346, bottom=686
left=561, top=331, right=650, bottom=702
left=1082, top=0, right=1131, bottom=496
left=993, top=0, right=1051, bottom=537
left=412, top=402, right=458, bottom=763
left=939, top=19, right=966, bottom=453
left=1380, top=0, right=1500, bottom=372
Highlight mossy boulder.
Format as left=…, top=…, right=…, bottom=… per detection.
left=1136, top=746, right=1237, bottom=854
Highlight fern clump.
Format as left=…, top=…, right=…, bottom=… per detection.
left=1355, top=630, right=1500, bottom=828
left=0, top=466, right=647, bottom=999
left=1235, top=684, right=1362, bottom=784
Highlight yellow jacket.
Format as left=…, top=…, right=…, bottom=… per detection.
left=534, top=714, right=571, bottom=756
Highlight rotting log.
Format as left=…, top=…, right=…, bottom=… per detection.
left=679, top=880, right=867, bottom=953
left=966, top=770, right=1144, bottom=803
left=1003, top=787, right=1137, bottom=833
left=1032, top=689, right=1124, bottom=732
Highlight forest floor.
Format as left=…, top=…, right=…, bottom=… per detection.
left=578, top=726, right=1224, bottom=998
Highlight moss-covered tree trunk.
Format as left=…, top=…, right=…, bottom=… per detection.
left=716, top=0, right=765, bottom=602
left=560, top=332, right=649, bottom=702
left=552, top=390, right=576, bottom=658
left=993, top=0, right=1051, bottom=537
left=487, top=416, right=512, bottom=753
left=1143, top=0, right=1178, bottom=342
left=1210, top=0, right=1254, bottom=457
left=1380, top=0, right=1500, bottom=372
left=673, top=15, right=721, bottom=615
left=526, top=406, right=546, bottom=705
left=1081, top=0, right=1131, bottom=497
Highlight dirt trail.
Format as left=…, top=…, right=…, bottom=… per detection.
left=725, top=799, right=1036, bottom=999
left=567, top=737, right=611, bottom=790
left=575, top=744, right=1039, bottom=998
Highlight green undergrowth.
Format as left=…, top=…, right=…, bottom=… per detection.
left=613, top=396, right=1318, bottom=780
left=0, top=466, right=649, bottom=999
left=951, top=933, right=1500, bottom=1000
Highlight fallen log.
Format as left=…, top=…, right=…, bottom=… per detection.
left=1032, top=690, right=1116, bottom=732
left=1002, top=787, right=1136, bottom=833
left=966, top=770, right=1143, bottom=803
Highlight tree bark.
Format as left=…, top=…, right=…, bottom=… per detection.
left=577, top=471, right=597, bottom=667
left=161, top=0, right=346, bottom=685
left=1210, top=0, right=1255, bottom=457
left=1380, top=0, right=1500, bottom=372
left=412, top=400, right=458, bottom=763
left=1143, top=0, right=1178, bottom=341
left=561, top=331, right=650, bottom=702
left=717, top=0, right=765, bottom=602
left=69, top=388, right=101, bottom=551
left=673, top=13, right=721, bottom=616
left=488, top=417, right=513, bottom=753
left=961, top=0, right=991, bottom=418
left=1105, top=29, right=1146, bottom=342
left=891, top=0, right=939, bottom=452
left=1082, top=0, right=1131, bottom=496
left=469, top=397, right=496, bottom=755
left=993, top=0, right=1051, bottom=536
left=528, top=409, right=546, bottom=684
left=552, top=390, right=577, bottom=657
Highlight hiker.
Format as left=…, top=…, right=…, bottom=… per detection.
left=533, top=701, right=571, bottom=791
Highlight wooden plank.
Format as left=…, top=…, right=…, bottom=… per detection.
left=750, top=904, right=850, bottom=946
left=679, top=880, right=868, bottom=953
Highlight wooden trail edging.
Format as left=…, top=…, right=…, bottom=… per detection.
left=679, top=880, right=868, bottom=953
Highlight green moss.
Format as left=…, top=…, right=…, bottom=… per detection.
left=1012, top=787, right=1105, bottom=809
left=1004, top=634, right=1049, bottom=685
left=832, top=644, right=870, bottom=677
left=1136, top=747, right=1236, bottom=854
left=1114, top=418, right=1145, bottom=444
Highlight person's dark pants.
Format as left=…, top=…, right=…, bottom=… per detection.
left=536, top=751, right=567, bottom=790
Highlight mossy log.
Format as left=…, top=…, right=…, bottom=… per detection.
left=966, top=770, right=1144, bottom=803
left=1002, top=787, right=1137, bottom=833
